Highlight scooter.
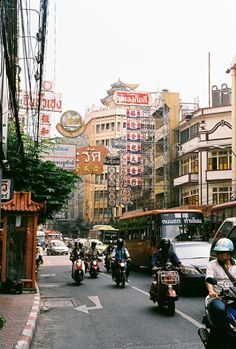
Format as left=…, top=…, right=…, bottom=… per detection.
left=149, top=263, right=180, bottom=316
left=71, top=258, right=85, bottom=285
left=198, top=277, right=236, bottom=349
left=114, top=259, right=127, bottom=288
left=88, top=257, right=100, bottom=278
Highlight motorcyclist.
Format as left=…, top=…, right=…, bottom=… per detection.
left=151, top=238, right=181, bottom=269
left=86, top=240, right=101, bottom=258
left=70, top=241, right=85, bottom=263
left=110, top=238, right=131, bottom=283
left=150, top=238, right=181, bottom=302
left=205, top=237, right=236, bottom=344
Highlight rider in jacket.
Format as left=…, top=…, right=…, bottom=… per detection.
left=110, top=238, right=131, bottom=283
left=152, top=238, right=181, bottom=268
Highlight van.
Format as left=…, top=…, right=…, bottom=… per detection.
left=210, top=217, right=236, bottom=260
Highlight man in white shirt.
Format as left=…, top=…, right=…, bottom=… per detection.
left=205, top=237, right=236, bottom=346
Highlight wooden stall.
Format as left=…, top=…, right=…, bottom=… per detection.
left=0, top=192, right=45, bottom=290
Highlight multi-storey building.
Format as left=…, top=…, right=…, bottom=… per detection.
left=81, top=81, right=182, bottom=226
left=173, top=84, right=232, bottom=207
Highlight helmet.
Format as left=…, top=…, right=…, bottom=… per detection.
left=160, top=238, right=171, bottom=251
left=91, top=240, right=97, bottom=247
left=74, top=241, right=78, bottom=248
left=78, top=241, right=83, bottom=248
left=117, top=238, right=124, bottom=248
left=213, top=238, right=234, bottom=252
left=37, top=243, right=41, bottom=247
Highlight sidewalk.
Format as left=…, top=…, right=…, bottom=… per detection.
left=0, top=286, right=40, bottom=349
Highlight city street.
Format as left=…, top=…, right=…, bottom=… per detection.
left=31, top=255, right=205, bottom=349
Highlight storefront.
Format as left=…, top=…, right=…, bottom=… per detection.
left=0, top=192, right=45, bottom=289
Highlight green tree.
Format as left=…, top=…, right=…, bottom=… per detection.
left=6, top=122, right=81, bottom=223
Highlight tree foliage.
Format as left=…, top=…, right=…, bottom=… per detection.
left=6, top=122, right=81, bottom=223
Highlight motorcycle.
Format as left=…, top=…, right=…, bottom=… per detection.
left=198, top=277, right=236, bottom=349
left=88, top=257, right=101, bottom=278
left=149, top=263, right=180, bottom=316
left=71, top=258, right=85, bottom=285
left=114, top=259, right=127, bottom=288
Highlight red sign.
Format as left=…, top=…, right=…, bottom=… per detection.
left=114, top=91, right=150, bottom=106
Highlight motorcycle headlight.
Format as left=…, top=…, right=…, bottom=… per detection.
left=181, top=266, right=200, bottom=275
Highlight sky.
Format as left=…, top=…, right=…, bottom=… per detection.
left=44, top=0, right=236, bottom=117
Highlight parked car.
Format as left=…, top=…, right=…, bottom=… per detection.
left=172, top=241, right=211, bottom=292
left=47, top=240, right=69, bottom=255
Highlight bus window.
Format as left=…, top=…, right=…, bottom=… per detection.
left=228, top=226, right=236, bottom=258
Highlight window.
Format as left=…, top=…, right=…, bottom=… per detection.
left=117, top=122, right=121, bottom=131
left=180, top=128, right=189, bottom=144
left=123, top=122, right=126, bottom=129
left=181, top=158, right=189, bottom=175
left=190, top=155, right=198, bottom=173
left=190, top=123, right=199, bottom=139
left=212, top=186, right=232, bottom=205
left=111, top=122, right=115, bottom=131
left=106, top=123, right=110, bottom=130
left=96, top=125, right=100, bottom=134
left=101, top=124, right=105, bottom=131
left=182, top=189, right=199, bottom=205
left=208, top=151, right=231, bottom=171
left=105, top=139, right=109, bottom=147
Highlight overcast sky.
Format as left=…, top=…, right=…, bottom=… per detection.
left=44, top=0, right=236, bottom=116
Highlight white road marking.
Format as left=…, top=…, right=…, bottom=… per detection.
left=75, top=296, right=103, bottom=314
left=102, top=273, right=203, bottom=328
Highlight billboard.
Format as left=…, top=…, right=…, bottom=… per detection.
left=42, top=144, right=76, bottom=170
left=76, top=144, right=108, bottom=175
left=113, top=91, right=151, bottom=106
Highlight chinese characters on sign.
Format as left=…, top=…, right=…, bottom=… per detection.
left=76, top=145, right=108, bottom=175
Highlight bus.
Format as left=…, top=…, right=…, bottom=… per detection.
left=210, top=200, right=236, bottom=235
left=118, top=208, right=205, bottom=268
left=88, top=225, right=119, bottom=244
left=44, top=230, right=63, bottom=246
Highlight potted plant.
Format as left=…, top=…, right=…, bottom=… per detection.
left=0, top=313, right=6, bottom=329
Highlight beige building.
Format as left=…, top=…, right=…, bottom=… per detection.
left=81, top=81, right=182, bottom=226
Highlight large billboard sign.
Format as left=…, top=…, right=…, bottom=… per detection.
left=113, top=91, right=151, bottom=106
left=18, top=91, right=62, bottom=112
left=76, top=144, right=108, bottom=175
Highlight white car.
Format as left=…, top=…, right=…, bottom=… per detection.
left=47, top=240, right=69, bottom=255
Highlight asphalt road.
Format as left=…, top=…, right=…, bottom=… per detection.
left=31, top=254, right=205, bottom=349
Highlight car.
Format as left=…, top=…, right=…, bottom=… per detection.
left=47, top=240, right=69, bottom=256
left=172, top=241, right=211, bottom=293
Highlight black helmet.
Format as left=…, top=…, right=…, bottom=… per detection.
left=117, top=238, right=124, bottom=248
left=78, top=241, right=83, bottom=248
left=74, top=241, right=78, bottom=248
left=91, top=240, right=97, bottom=247
left=160, top=238, right=170, bottom=251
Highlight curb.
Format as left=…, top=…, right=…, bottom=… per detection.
left=14, top=285, right=40, bottom=349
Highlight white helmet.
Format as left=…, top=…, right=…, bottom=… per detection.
left=213, top=238, right=234, bottom=252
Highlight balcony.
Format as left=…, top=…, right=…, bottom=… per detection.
left=174, top=173, right=198, bottom=187
left=206, top=169, right=232, bottom=181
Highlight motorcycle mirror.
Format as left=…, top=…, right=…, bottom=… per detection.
left=206, top=277, right=217, bottom=286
